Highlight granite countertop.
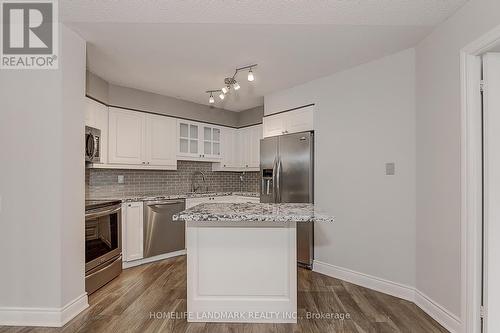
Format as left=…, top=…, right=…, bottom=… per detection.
left=86, top=191, right=259, bottom=203
left=173, top=202, right=334, bottom=223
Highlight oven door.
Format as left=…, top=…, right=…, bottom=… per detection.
left=85, top=204, right=122, bottom=272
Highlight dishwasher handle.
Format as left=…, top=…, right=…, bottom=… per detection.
left=146, top=200, right=185, bottom=207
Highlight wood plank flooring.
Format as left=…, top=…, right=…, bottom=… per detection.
left=0, top=255, right=448, bottom=333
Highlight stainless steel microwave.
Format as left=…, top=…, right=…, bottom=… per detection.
left=85, top=126, right=101, bottom=163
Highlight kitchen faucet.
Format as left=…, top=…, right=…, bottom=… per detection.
left=191, top=171, right=207, bottom=192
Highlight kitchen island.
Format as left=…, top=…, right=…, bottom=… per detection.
left=174, top=202, right=334, bottom=323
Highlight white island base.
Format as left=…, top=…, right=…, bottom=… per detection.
left=186, top=220, right=297, bottom=323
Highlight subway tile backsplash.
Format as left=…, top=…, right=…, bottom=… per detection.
left=86, top=161, right=259, bottom=198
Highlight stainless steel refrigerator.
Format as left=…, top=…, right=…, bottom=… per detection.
left=260, top=131, right=314, bottom=269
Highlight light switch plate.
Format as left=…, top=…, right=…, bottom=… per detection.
left=118, top=175, right=125, bottom=184
left=385, top=163, right=395, bottom=175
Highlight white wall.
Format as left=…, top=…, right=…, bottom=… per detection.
left=265, top=49, right=417, bottom=288
left=415, top=0, right=500, bottom=320
left=0, top=24, right=87, bottom=325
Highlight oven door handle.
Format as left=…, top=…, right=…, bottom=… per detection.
left=85, top=205, right=121, bottom=220
left=86, top=256, right=122, bottom=279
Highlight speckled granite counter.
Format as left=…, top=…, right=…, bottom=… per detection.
left=173, top=202, right=334, bottom=223
left=86, top=191, right=259, bottom=203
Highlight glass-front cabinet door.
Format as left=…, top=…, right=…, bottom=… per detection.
left=177, top=120, right=222, bottom=160
left=178, top=121, right=199, bottom=157
left=203, top=126, right=221, bottom=159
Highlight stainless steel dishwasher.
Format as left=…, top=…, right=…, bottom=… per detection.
left=143, top=199, right=186, bottom=258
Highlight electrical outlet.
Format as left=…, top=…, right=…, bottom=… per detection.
left=118, top=175, right=125, bottom=184
left=385, top=163, right=395, bottom=176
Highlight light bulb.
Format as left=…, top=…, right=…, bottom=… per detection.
left=233, top=82, right=240, bottom=90
left=209, top=95, right=215, bottom=104
left=247, top=69, right=254, bottom=82
left=221, top=86, right=229, bottom=94
left=219, top=93, right=225, bottom=100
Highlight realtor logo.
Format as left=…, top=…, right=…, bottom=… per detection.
left=1, top=0, right=58, bottom=69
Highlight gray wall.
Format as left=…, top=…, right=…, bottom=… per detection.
left=86, top=71, right=263, bottom=128
left=86, top=71, right=109, bottom=104
left=86, top=161, right=259, bottom=198
left=415, top=0, right=500, bottom=318
left=238, top=105, right=264, bottom=127
left=265, top=49, right=417, bottom=288
left=0, top=25, right=87, bottom=312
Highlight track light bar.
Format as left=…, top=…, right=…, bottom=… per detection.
left=204, top=64, right=258, bottom=105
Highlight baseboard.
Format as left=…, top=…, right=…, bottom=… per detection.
left=0, top=292, right=88, bottom=327
left=313, top=260, right=462, bottom=333
left=414, top=289, right=462, bottom=333
left=123, top=249, right=186, bottom=269
left=313, top=260, right=415, bottom=301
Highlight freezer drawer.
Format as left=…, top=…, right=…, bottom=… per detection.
left=143, top=199, right=186, bottom=258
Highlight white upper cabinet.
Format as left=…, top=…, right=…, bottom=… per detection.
left=108, top=108, right=177, bottom=168
left=146, top=114, right=177, bottom=167
left=177, top=120, right=222, bottom=161
left=263, top=105, right=314, bottom=138
left=262, top=115, right=284, bottom=138
left=84, top=97, right=109, bottom=164
left=219, top=127, right=237, bottom=168
left=178, top=120, right=199, bottom=157
left=109, top=108, right=145, bottom=165
left=248, top=125, right=262, bottom=168
left=213, top=124, right=262, bottom=172
left=202, top=125, right=221, bottom=159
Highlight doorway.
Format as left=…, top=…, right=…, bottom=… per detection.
left=461, top=27, right=500, bottom=333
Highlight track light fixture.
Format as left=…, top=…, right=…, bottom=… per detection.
left=247, top=68, right=254, bottom=82
left=205, top=64, right=257, bottom=105
left=206, top=89, right=222, bottom=104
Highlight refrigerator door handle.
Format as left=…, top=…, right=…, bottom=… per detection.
left=276, top=158, right=282, bottom=203
left=272, top=157, right=278, bottom=203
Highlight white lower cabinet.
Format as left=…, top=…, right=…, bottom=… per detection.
left=122, top=202, right=144, bottom=262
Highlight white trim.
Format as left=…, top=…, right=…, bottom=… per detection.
left=460, top=52, right=483, bottom=333
left=313, top=260, right=415, bottom=301
left=0, top=293, right=88, bottom=327
left=414, top=290, right=462, bottom=333
left=313, top=260, right=461, bottom=333
left=122, top=249, right=186, bottom=269
left=460, top=22, right=500, bottom=333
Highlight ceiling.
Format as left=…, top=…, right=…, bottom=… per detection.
left=62, top=1, right=468, bottom=111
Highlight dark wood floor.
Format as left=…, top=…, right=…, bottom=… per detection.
left=0, top=255, right=448, bottom=333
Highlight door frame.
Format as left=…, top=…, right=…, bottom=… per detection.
left=461, top=24, right=500, bottom=333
